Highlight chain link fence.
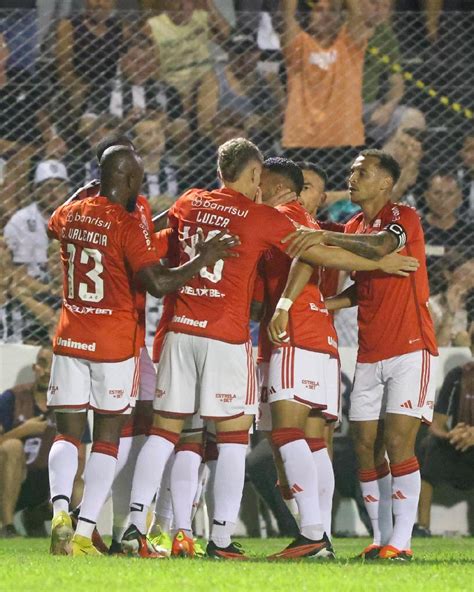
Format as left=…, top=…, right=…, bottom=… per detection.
left=0, top=5, right=473, bottom=347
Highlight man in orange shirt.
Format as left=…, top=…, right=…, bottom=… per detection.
left=270, top=149, right=438, bottom=561
left=46, top=146, right=238, bottom=557
left=281, top=0, right=369, bottom=184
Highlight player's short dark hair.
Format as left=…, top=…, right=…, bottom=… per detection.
left=358, top=149, right=401, bottom=184
left=217, top=138, right=263, bottom=182
left=95, top=134, right=135, bottom=162
left=296, top=161, right=328, bottom=187
left=263, top=157, right=304, bottom=195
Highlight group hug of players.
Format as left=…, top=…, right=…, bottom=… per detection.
left=45, top=134, right=437, bottom=561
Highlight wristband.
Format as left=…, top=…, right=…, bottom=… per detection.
left=276, top=298, right=293, bottom=312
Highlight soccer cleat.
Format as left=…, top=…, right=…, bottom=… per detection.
left=268, top=532, right=335, bottom=560
left=149, top=531, right=172, bottom=557
left=358, top=544, right=382, bottom=560
left=70, top=509, right=109, bottom=554
left=121, top=524, right=167, bottom=558
left=171, top=530, right=196, bottom=558
left=378, top=545, right=413, bottom=561
left=206, top=540, right=249, bottom=560
left=108, top=540, right=125, bottom=555
left=412, top=523, right=432, bottom=538
left=50, top=511, right=73, bottom=555
left=72, top=534, right=102, bottom=557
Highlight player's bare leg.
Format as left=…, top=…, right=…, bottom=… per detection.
left=72, top=413, right=128, bottom=556
left=49, top=411, right=88, bottom=555
left=170, top=431, right=205, bottom=557
left=269, top=401, right=333, bottom=560
left=206, top=415, right=253, bottom=560
left=379, top=413, right=421, bottom=560
left=305, top=413, right=335, bottom=537
left=123, top=413, right=185, bottom=556
left=351, top=419, right=393, bottom=558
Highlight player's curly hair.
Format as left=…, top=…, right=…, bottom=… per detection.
left=264, top=157, right=304, bottom=195
left=217, top=138, right=263, bottom=183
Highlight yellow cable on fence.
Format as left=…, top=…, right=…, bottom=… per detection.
left=368, top=46, right=473, bottom=120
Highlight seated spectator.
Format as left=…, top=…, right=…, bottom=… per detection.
left=3, top=159, right=70, bottom=281
left=363, top=0, right=426, bottom=145
left=417, top=353, right=474, bottom=537
left=131, top=109, right=182, bottom=211
left=146, top=0, right=230, bottom=135
left=456, top=128, right=474, bottom=218
left=55, top=0, right=125, bottom=114
left=422, top=171, right=473, bottom=278
left=213, top=30, right=283, bottom=152
left=0, top=346, right=88, bottom=537
left=280, top=0, right=370, bottom=181
left=429, top=255, right=474, bottom=347
left=0, top=32, right=64, bottom=221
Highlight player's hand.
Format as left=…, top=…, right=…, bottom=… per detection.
left=267, top=309, right=290, bottom=345
left=448, top=423, right=474, bottom=452
left=264, top=188, right=297, bottom=208
left=20, top=415, right=48, bottom=437
left=378, top=252, right=419, bottom=276
left=195, top=230, right=240, bottom=266
left=282, top=228, right=325, bottom=258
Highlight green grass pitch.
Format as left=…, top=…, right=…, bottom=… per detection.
left=1, top=537, right=473, bottom=592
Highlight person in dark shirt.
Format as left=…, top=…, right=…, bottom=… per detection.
left=416, top=349, right=474, bottom=536
left=0, top=346, right=89, bottom=537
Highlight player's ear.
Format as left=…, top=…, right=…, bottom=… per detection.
left=320, top=192, right=327, bottom=206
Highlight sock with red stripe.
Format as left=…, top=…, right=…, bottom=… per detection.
left=211, top=431, right=248, bottom=548
left=358, top=461, right=393, bottom=546
left=128, top=430, right=179, bottom=534
left=111, top=435, right=145, bottom=542
left=389, top=456, right=420, bottom=550
left=272, top=428, right=324, bottom=541
left=170, top=443, right=203, bottom=534
left=308, top=439, right=335, bottom=536
left=76, top=441, right=119, bottom=539
left=153, top=452, right=174, bottom=535
left=49, top=435, right=80, bottom=515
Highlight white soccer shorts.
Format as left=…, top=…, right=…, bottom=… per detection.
left=138, top=347, right=156, bottom=402
left=48, top=354, right=139, bottom=414
left=154, top=332, right=258, bottom=420
left=349, top=350, right=438, bottom=423
left=267, top=347, right=333, bottom=410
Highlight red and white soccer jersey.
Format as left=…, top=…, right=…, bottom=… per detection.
left=47, top=195, right=161, bottom=412
left=155, top=186, right=298, bottom=420
left=259, top=201, right=340, bottom=417
left=346, top=202, right=438, bottom=422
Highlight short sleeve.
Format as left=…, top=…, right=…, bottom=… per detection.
left=47, top=207, right=62, bottom=239
left=383, top=206, right=421, bottom=249
left=434, top=366, right=462, bottom=415
left=122, top=217, right=161, bottom=274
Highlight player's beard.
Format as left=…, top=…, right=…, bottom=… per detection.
left=126, top=195, right=138, bottom=212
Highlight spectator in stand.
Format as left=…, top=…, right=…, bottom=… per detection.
left=55, top=0, right=125, bottom=115
left=429, top=254, right=474, bottom=348
left=212, top=30, right=283, bottom=152
left=383, top=126, right=425, bottom=205
left=0, top=32, right=65, bottom=220
left=457, top=129, right=474, bottom=218
left=416, top=344, right=474, bottom=537
left=281, top=0, right=370, bottom=183
left=131, top=109, right=182, bottom=211
left=106, top=31, right=189, bottom=150
left=146, top=0, right=230, bottom=135
left=363, top=0, right=426, bottom=145
left=4, top=160, right=70, bottom=282
left=422, top=171, right=473, bottom=279
left=0, top=346, right=88, bottom=537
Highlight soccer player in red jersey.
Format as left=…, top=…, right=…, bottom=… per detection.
left=46, top=146, right=238, bottom=556
left=123, top=139, right=419, bottom=559
left=271, top=149, right=438, bottom=560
